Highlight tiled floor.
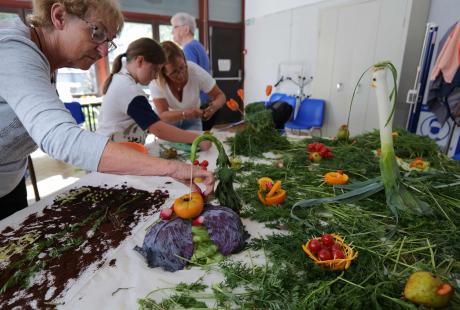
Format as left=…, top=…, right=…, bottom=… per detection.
left=26, top=149, right=86, bottom=205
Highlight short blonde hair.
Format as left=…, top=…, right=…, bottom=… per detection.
left=27, top=0, right=124, bottom=34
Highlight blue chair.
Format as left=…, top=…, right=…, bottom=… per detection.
left=64, top=101, right=85, bottom=125
left=265, top=93, right=296, bottom=108
left=453, top=153, right=460, bottom=160
left=285, top=98, right=325, bottom=136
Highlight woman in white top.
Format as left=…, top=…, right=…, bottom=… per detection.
left=97, top=38, right=211, bottom=150
left=149, top=41, right=226, bottom=130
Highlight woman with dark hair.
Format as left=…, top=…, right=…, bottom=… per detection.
left=97, top=38, right=211, bottom=150
left=149, top=41, right=226, bottom=130
left=0, top=1, right=214, bottom=220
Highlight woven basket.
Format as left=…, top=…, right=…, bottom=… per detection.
left=302, top=234, right=358, bottom=271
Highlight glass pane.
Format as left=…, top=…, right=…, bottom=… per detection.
left=56, top=67, right=97, bottom=100
left=119, top=0, right=198, bottom=17
left=109, top=22, right=154, bottom=67
left=209, top=0, right=241, bottom=23
left=159, top=24, right=199, bottom=43
left=0, top=12, right=19, bottom=22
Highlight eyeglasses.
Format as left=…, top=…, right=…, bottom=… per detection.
left=81, top=18, right=117, bottom=52
left=164, top=64, right=187, bottom=78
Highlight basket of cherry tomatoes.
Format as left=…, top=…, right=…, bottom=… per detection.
left=302, top=233, right=357, bottom=271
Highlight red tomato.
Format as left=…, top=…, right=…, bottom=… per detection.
left=200, top=160, right=209, bottom=168
left=317, top=248, right=332, bottom=261
left=308, top=239, right=322, bottom=254
left=193, top=160, right=200, bottom=165
left=331, top=244, right=342, bottom=252
left=321, top=234, right=334, bottom=247
left=332, top=249, right=345, bottom=259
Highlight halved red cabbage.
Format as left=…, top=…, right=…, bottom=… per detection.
left=135, top=204, right=248, bottom=271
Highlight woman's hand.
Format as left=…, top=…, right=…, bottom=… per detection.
left=169, top=161, right=215, bottom=195
left=202, top=104, right=219, bottom=120
left=185, top=108, right=203, bottom=120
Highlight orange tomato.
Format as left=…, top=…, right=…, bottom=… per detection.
left=173, top=192, right=204, bottom=219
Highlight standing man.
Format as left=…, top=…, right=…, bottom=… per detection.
left=171, top=12, right=217, bottom=130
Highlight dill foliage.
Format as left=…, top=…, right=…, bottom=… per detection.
left=229, top=102, right=291, bottom=156
left=139, top=129, right=460, bottom=309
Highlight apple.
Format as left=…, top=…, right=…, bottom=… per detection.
left=159, top=207, right=173, bottom=220
left=173, top=192, right=204, bottom=219
left=308, top=152, right=322, bottom=163
left=336, top=124, right=350, bottom=141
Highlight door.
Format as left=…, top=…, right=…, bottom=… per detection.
left=314, top=0, right=380, bottom=136
left=209, top=26, right=243, bottom=124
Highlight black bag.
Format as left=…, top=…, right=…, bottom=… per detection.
left=267, top=100, right=293, bottom=129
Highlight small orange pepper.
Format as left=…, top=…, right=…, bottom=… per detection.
left=226, top=98, right=244, bottom=114
left=409, top=157, right=429, bottom=170
left=258, top=189, right=286, bottom=206
left=324, top=171, right=349, bottom=185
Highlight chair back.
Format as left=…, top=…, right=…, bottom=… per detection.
left=285, top=98, right=325, bottom=129
left=64, top=101, right=85, bottom=125
left=265, top=93, right=296, bottom=109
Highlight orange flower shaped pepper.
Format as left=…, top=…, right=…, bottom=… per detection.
left=257, top=179, right=286, bottom=206
left=324, top=171, right=349, bottom=185
left=409, top=157, right=429, bottom=171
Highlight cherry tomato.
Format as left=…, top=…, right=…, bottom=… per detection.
left=193, top=160, right=200, bottom=165
left=332, top=249, right=345, bottom=259
left=317, top=248, right=332, bottom=261
left=307, top=239, right=322, bottom=254
left=200, top=160, right=209, bottom=168
left=331, top=244, right=342, bottom=252
left=321, top=234, right=334, bottom=247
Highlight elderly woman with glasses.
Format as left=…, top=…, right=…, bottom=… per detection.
left=0, top=0, right=214, bottom=220
left=149, top=41, right=226, bottom=131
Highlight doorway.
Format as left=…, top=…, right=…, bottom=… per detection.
left=209, top=26, right=244, bottom=124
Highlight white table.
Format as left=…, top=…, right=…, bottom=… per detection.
left=1, top=132, right=275, bottom=309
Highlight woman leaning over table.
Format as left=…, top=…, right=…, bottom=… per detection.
left=0, top=0, right=214, bottom=220
left=149, top=41, right=226, bottom=131
left=96, top=37, right=211, bottom=150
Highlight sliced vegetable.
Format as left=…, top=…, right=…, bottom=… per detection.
left=324, top=171, right=349, bottom=185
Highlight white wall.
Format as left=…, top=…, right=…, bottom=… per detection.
left=244, top=0, right=349, bottom=103
left=245, top=0, right=328, bottom=19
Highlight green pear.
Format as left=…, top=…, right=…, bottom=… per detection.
left=404, top=271, right=453, bottom=308
left=336, top=124, right=350, bottom=141
left=229, top=155, right=242, bottom=171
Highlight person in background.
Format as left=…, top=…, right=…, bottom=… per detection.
left=0, top=0, right=214, bottom=220
left=171, top=12, right=218, bottom=130
left=96, top=37, right=211, bottom=152
left=149, top=41, right=225, bottom=131
left=171, top=12, right=210, bottom=77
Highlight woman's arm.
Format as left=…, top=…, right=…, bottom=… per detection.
left=97, top=141, right=214, bottom=195
left=153, top=98, right=203, bottom=123
left=148, top=121, right=212, bottom=150
left=202, top=85, right=226, bottom=120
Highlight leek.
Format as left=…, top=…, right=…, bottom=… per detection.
left=371, top=62, right=430, bottom=219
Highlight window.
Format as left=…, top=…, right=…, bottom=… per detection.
left=108, top=22, right=154, bottom=68
left=0, top=12, right=18, bottom=21
left=56, top=67, right=98, bottom=101
left=159, top=24, right=199, bottom=42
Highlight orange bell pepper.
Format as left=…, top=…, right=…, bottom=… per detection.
left=258, top=189, right=286, bottom=206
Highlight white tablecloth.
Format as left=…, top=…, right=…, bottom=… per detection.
left=1, top=132, right=275, bottom=309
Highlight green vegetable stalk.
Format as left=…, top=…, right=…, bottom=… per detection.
left=191, top=133, right=242, bottom=213
left=371, top=62, right=430, bottom=219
